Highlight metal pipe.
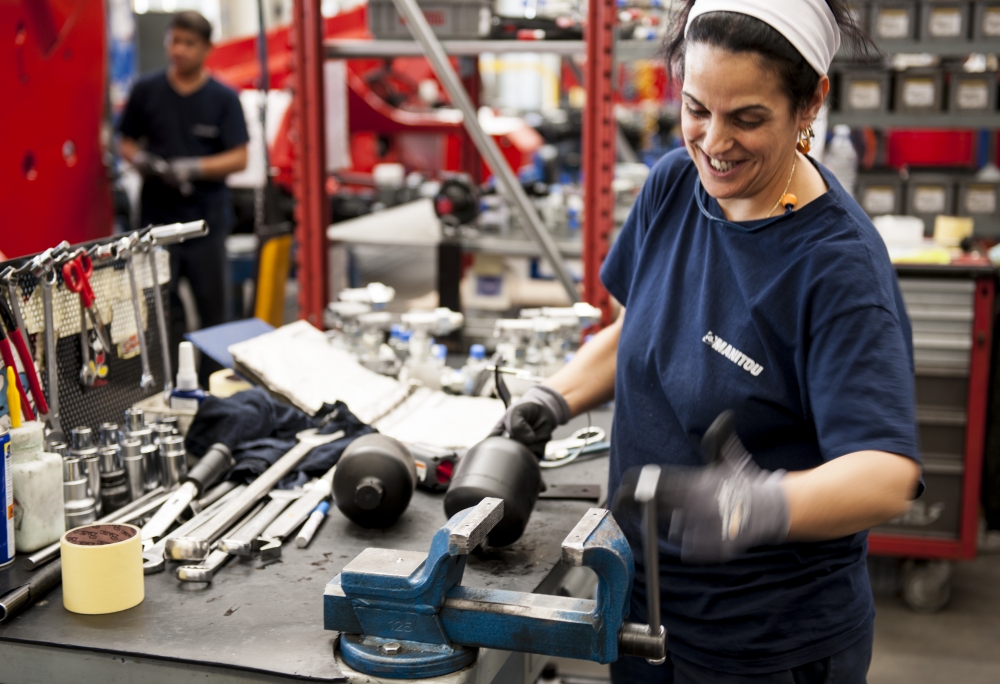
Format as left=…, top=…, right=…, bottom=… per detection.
left=388, top=0, right=579, bottom=303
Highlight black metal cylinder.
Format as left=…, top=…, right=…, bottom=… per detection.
left=443, top=436, right=541, bottom=548
left=333, top=434, right=416, bottom=528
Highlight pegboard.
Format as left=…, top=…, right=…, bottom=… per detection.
left=1, top=246, right=171, bottom=435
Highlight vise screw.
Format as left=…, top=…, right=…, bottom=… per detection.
left=324, top=465, right=668, bottom=678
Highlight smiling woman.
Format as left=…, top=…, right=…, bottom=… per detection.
left=483, top=0, right=923, bottom=682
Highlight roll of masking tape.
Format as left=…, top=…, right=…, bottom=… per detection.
left=61, top=524, right=144, bottom=614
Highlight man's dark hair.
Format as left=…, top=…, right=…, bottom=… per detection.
left=664, top=1, right=880, bottom=113
left=169, top=10, right=213, bottom=44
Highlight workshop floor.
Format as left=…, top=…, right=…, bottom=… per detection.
left=540, top=551, right=1000, bottom=684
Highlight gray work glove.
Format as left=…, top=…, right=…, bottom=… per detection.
left=131, top=150, right=170, bottom=178
left=614, top=411, right=790, bottom=564
left=489, top=385, right=571, bottom=459
left=164, top=157, right=202, bottom=196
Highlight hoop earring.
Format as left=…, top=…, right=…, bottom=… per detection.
left=796, top=125, right=814, bottom=154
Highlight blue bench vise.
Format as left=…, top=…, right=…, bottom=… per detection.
left=324, top=469, right=668, bottom=679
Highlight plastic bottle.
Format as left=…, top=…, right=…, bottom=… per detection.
left=825, top=125, right=858, bottom=198
left=10, top=421, right=65, bottom=552
left=170, top=341, right=207, bottom=410
left=462, top=344, right=489, bottom=395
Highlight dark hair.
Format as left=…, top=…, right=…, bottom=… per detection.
left=664, top=1, right=879, bottom=112
left=169, top=10, right=213, bottom=44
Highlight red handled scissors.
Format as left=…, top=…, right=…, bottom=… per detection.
left=62, top=254, right=111, bottom=352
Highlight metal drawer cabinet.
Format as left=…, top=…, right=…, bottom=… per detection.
left=869, top=266, right=996, bottom=612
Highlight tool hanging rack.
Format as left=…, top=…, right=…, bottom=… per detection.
left=0, top=222, right=207, bottom=435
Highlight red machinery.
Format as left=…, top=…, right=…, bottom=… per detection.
left=0, top=0, right=113, bottom=259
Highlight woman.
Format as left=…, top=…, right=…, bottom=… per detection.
left=493, top=1, right=922, bottom=681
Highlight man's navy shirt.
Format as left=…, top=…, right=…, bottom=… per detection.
left=118, top=71, right=249, bottom=225
left=601, top=148, right=919, bottom=674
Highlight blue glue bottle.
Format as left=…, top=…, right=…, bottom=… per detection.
left=170, top=341, right=207, bottom=410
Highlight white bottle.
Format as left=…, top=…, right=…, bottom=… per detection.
left=825, top=125, right=858, bottom=198
left=170, top=341, right=207, bottom=410
left=461, top=344, right=488, bottom=395
left=11, top=420, right=65, bottom=552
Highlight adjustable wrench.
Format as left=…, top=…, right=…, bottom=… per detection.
left=31, top=246, right=68, bottom=445
left=116, top=234, right=155, bottom=391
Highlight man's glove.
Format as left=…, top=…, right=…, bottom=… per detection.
left=489, top=385, right=571, bottom=459
left=614, top=411, right=790, bottom=564
left=164, top=157, right=203, bottom=196
left=131, top=150, right=170, bottom=178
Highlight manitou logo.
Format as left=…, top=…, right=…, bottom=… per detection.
left=702, top=331, right=764, bottom=377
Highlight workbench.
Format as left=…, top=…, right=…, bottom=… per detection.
left=0, top=413, right=612, bottom=684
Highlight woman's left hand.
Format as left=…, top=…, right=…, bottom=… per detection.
left=615, top=411, right=790, bottom=563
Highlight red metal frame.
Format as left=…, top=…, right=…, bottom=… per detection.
left=290, top=0, right=330, bottom=327
left=869, top=275, right=995, bottom=560
left=582, top=0, right=616, bottom=326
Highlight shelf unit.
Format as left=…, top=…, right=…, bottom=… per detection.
left=292, top=2, right=618, bottom=326
left=829, top=112, right=999, bottom=128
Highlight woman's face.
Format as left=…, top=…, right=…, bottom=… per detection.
left=681, top=42, right=803, bottom=203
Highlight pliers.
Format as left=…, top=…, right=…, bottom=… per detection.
left=0, top=290, right=48, bottom=422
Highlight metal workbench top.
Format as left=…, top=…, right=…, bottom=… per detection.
left=0, top=415, right=612, bottom=683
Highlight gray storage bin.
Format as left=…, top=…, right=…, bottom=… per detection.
left=857, top=172, right=905, bottom=215
left=906, top=172, right=955, bottom=233
left=369, top=0, right=492, bottom=39
left=919, top=0, right=972, bottom=39
left=973, top=0, right=1000, bottom=39
left=838, top=69, right=892, bottom=112
left=874, top=460, right=963, bottom=538
left=948, top=70, right=998, bottom=113
left=894, top=68, right=945, bottom=112
left=870, top=0, right=920, bottom=40
left=957, top=178, right=1000, bottom=235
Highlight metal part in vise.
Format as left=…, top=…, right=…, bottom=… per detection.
left=323, top=495, right=667, bottom=678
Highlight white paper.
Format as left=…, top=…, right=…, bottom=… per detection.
left=848, top=81, right=882, bottom=110
left=965, top=187, right=997, bottom=215
left=374, top=387, right=505, bottom=449
left=913, top=186, right=947, bottom=214
left=863, top=187, right=897, bottom=215
left=876, top=9, right=910, bottom=38
left=228, top=320, right=410, bottom=422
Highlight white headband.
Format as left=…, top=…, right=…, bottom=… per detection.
left=685, top=0, right=841, bottom=77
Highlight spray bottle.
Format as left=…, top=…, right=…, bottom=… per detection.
left=170, top=341, right=207, bottom=410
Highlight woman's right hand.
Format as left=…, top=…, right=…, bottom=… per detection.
left=489, top=385, right=571, bottom=458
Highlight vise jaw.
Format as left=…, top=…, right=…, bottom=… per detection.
left=324, top=497, right=665, bottom=679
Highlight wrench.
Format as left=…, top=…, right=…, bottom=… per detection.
left=164, top=428, right=344, bottom=561
left=117, top=235, right=155, bottom=391
left=219, top=489, right=301, bottom=558
left=141, top=241, right=173, bottom=401
left=39, top=271, right=65, bottom=445
left=78, top=305, right=97, bottom=386
left=176, top=502, right=268, bottom=582
left=258, top=466, right=336, bottom=560
left=142, top=484, right=247, bottom=574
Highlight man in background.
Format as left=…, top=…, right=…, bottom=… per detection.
left=117, top=10, right=248, bottom=376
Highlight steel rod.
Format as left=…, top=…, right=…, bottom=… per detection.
left=388, top=0, right=579, bottom=302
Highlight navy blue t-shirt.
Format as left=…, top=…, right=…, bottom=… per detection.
left=601, top=148, right=919, bottom=674
left=118, top=71, right=249, bottom=225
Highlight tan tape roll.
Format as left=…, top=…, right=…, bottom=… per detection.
left=61, top=524, right=144, bottom=614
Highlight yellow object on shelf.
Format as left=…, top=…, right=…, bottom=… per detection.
left=934, top=215, right=974, bottom=248
left=208, top=369, right=253, bottom=398
left=61, top=524, right=144, bottom=615
left=6, top=366, right=21, bottom=428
